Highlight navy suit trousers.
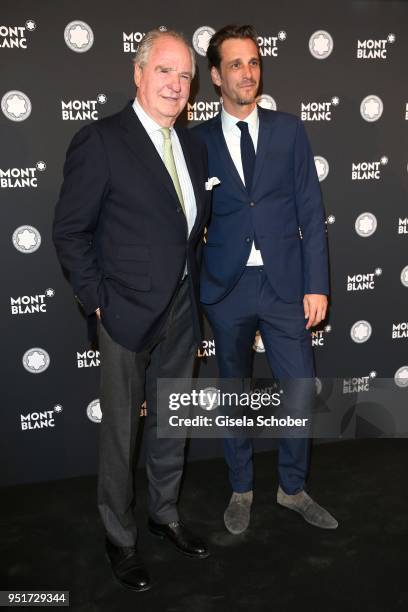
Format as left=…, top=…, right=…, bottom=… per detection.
left=203, top=267, right=315, bottom=495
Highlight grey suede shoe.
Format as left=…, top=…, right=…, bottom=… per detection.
left=277, top=486, right=338, bottom=529
left=224, top=491, right=253, bottom=535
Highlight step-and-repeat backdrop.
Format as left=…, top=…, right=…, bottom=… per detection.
left=1, top=0, right=407, bottom=486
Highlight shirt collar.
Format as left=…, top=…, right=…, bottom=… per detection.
left=133, top=97, right=171, bottom=136
left=221, top=104, right=259, bottom=133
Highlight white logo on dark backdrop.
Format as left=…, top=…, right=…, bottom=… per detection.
left=122, top=30, right=145, bottom=53
left=22, top=348, right=50, bottom=374
left=0, top=161, right=46, bottom=188
left=64, top=21, right=94, bottom=53
left=1, top=90, right=32, bottom=121
left=326, top=214, right=336, bottom=225
left=355, top=213, right=377, bottom=237
left=356, top=33, right=395, bottom=59
left=87, top=399, right=102, bottom=423
left=309, top=30, right=334, bottom=59
left=394, top=366, right=408, bottom=388
left=12, top=225, right=41, bottom=253
left=343, top=371, right=377, bottom=394
left=256, top=94, right=277, bottom=111
left=257, top=31, right=287, bottom=57
left=11, top=288, right=55, bottom=315
left=360, top=95, right=383, bottom=122
left=0, top=21, right=36, bottom=48
left=398, top=218, right=408, bottom=235
left=312, top=325, right=331, bottom=347
left=20, top=404, right=62, bottom=431
left=347, top=268, right=382, bottom=292
left=197, top=339, right=216, bottom=358
left=301, top=96, right=339, bottom=121
left=400, top=266, right=408, bottom=288
left=392, top=322, right=408, bottom=340
left=314, top=156, right=329, bottom=181
left=197, top=387, right=220, bottom=411
left=61, top=94, right=107, bottom=121
left=192, top=26, right=215, bottom=56
left=352, top=156, right=388, bottom=180
left=350, top=321, right=372, bottom=344
left=187, top=100, right=220, bottom=122
left=77, top=349, right=100, bottom=368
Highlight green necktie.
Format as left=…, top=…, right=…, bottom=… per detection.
left=160, top=127, right=186, bottom=216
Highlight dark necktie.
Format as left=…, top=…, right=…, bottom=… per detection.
left=237, top=121, right=256, bottom=193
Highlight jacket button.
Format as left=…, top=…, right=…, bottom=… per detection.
left=176, top=206, right=181, bottom=213
left=249, top=202, right=255, bottom=207
left=245, top=237, right=251, bottom=243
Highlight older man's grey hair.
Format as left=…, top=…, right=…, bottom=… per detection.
left=133, top=28, right=196, bottom=79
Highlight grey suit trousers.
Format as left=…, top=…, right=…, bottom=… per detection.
left=97, top=278, right=196, bottom=547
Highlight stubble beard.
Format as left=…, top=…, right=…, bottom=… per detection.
left=237, top=95, right=256, bottom=106
left=235, top=84, right=258, bottom=106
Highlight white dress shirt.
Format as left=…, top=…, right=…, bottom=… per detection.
left=221, top=105, right=263, bottom=266
left=133, top=98, right=197, bottom=238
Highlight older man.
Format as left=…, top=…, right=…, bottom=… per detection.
left=53, top=29, right=210, bottom=592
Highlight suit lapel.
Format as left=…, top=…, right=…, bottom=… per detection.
left=252, top=106, right=277, bottom=188
left=119, top=102, right=180, bottom=206
left=210, top=114, right=247, bottom=197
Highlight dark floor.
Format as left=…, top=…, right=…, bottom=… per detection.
left=1, top=439, right=408, bottom=611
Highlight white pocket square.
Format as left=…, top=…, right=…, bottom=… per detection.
left=205, top=177, right=221, bottom=191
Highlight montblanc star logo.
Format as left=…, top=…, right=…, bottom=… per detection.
left=365, top=99, right=380, bottom=118
left=401, top=266, right=408, bottom=287
left=394, top=366, right=408, bottom=388
left=309, top=31, right=334, bottom=59
left=70, top=25, right=89, bottom=48
left=351, top=321, right=372, bottom=343
left=313, top=34, right=330, bottom=55
left=22, top=348, right=51, bottom=373
left=355, top=213, right=377, bottom=237
left=28, top=351, right=46, bottom=370
left=256, top=94, right=277, bottom=111
left=192, top=26, right=215, bottom=56
left=360, top=216, right=374, bottom=233
left=64, top=21, right=94, bottom=53
left=360, top=95, right=383, bottom=122
left=8, top=95, right=26, bottom=117
left=12, top=225, right=41, bottom=253
left=1, top=91, right=32, bottom=121
left=16, top=229, right=36, bottom=249
left=314, top=156, right=329, bottom=181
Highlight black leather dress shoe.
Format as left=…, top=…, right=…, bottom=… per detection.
left=105, top=538, right=151, bottom=592
left=148, top=519, right=210, bottom=559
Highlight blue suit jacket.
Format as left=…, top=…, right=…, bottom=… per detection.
left=193, top=106, right=329, bottom=305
